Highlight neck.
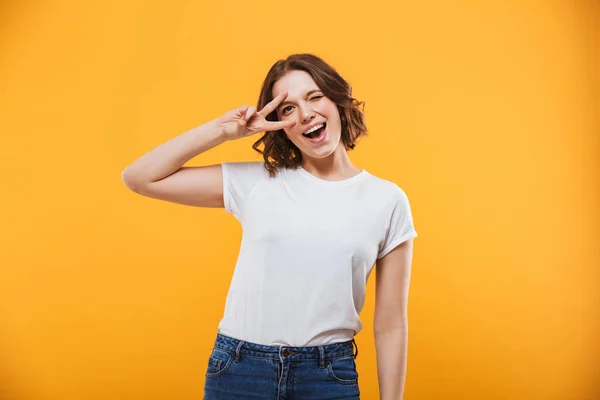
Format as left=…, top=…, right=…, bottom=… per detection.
left=300, top=143, right=361, bottom=180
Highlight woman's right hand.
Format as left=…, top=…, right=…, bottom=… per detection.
left=215, top=91, right=297, bottom=141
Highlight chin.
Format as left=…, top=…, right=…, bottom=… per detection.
left=301, top=142, right=342, bottom=160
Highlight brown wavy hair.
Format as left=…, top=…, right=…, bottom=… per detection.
left=252, top=53, right=368, bottom=177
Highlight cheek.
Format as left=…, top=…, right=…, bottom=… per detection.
left=323, top=104, right=341, bottom=121
left=281, top=124, right=298, bottom=136
left=282, top=129, right=301, bottom=143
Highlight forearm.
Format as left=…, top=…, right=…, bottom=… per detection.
left=374, top=326, right=409, bottom=400
left=122, top=118, right=227, bottom=185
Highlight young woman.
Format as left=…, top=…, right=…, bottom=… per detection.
left=122, top=53, right=418, bottom=400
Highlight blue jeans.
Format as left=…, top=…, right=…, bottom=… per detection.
left=203, top=332, right=360, bottom=399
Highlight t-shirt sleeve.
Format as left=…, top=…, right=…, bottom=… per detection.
left=377, top=185, right=418, bottom=260
left=221, top=161, right=268, bottom=221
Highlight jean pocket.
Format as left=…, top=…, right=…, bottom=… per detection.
left=205, top=347, right=234, bottom=378
left=327, top=355, right=359, bottom=385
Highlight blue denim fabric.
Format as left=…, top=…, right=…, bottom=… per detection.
left=203, top=332, right=360, bottom=399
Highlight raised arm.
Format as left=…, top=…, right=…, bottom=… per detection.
left=121, top=92, right=295, bottom=207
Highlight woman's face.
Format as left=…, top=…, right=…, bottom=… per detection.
left=272, top=70, right=343, bottom=160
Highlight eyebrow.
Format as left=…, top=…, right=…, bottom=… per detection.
left=277, top=90, right=322, bottom=112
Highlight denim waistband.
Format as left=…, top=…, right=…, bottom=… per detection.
left=212, top=332, right=359, bottom=363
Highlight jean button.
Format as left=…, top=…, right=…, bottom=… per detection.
left=282, top=349, right=290, bottom=356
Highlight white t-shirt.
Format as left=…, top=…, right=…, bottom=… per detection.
left=217, top=161, right=418, bottom=347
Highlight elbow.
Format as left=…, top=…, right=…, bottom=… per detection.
left=121, top=168, right=142, bottom=192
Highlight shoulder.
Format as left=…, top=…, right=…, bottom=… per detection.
left=364, top=172, right=409, bottom=202
left=222, top=161, right=270, bottom=179
left=222, top=160, right=267, bottom=171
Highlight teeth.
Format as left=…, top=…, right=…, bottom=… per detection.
left=304, top=123, right=324, bottom=135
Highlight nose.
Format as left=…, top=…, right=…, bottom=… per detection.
left=300, top=104, right=315, bottom=123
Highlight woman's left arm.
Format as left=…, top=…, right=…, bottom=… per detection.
left=373, top=238, right=415, bottom=400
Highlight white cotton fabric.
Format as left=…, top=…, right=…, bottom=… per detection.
left=216, top=161, right=417, bottom=347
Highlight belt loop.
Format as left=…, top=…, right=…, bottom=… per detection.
left=235, top=340, right=244, bottom=362
left=318, top=345, right=325, bottom=368
left=352, top=339, right=358, bottom=359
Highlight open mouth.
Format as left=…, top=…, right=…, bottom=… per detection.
left=302, top=123, right=327, bottom=140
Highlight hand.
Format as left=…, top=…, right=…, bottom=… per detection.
left=215, top=91, right=297, bottom=141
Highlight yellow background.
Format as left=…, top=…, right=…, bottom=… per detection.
left=1, top=0, right=598, bottom=399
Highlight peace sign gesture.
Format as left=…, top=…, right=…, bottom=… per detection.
left=216, top=91, right=297, bottom=141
